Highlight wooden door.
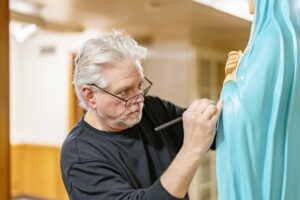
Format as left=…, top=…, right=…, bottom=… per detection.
left=68, top=53, right=85, bottom=131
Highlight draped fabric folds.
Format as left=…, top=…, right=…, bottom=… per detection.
left=216, top=0, right=300, bottom=199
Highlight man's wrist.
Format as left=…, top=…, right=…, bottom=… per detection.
left=180, top=143, right=207, bottom=162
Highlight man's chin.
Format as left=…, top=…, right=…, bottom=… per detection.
left=127, top=113, right=142, bottom=127
left=116, top=112, right=142, bottom=128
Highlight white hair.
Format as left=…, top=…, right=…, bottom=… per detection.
left=73, top=30, right=147, bottom=110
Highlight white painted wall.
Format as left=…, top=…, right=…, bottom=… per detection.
left=9, top=30, right=101, bottom=146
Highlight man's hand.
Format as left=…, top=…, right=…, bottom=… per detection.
left=182, top=99, right=222, bottom=157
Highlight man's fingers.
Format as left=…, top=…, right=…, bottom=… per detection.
left=185, top=100, right=204, bottom=115
left=186, top=99, right=216, bottom=115
left=203, top=104, right=217, bottom=120
left=200, top=99, right=216, bottom=105
left=210, top=100, right=223, bottom=123
left=188, top=100, right=199, bottom=111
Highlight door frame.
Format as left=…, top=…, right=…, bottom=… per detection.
left=0, top=0, right=11, bottom=199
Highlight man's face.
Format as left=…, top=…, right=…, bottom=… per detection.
left=248, top=0, right=255, bottom=14
left=94, top=59, right=145, bottom=131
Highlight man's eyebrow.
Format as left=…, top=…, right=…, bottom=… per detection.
left=113, top=84, right=132, bottom=93
left=115, top=80, right=143, bottom=93
left=115, top=86, right=130, bottom=92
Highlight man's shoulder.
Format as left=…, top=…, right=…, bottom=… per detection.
left=60, top=120, right=107, bottom=165
left=144, top=95, right=162, bottom=105
left=144, top=95, right=184, bottom=112
left=143, top=96, right=169, bottom=116
left=143, top=96, right=184, bottom=125
left=144, top=96, right=175, bottom=110
left=61, top=120, right=85, bottom=151
left=60, top=121, right=85, bottom=165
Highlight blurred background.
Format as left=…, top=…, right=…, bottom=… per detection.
left=1, top=0, right=252, bottom=199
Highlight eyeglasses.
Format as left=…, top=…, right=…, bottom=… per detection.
left=87, top=77, right=153, bottom=107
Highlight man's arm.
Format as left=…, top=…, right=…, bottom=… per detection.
left=161, top=99, right=223, bottom=198
left=67, top=159, right=182, bottom=200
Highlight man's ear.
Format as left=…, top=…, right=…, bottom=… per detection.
left=81, top=85, right=97, bottom=109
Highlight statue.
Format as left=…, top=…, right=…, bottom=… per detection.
left=216, top=0, right=300, bottom=199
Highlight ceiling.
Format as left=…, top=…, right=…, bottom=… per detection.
left=10, top=0, right=252, bottom=50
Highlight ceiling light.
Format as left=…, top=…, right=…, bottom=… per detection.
left=10, top=21, right=37, bottom=43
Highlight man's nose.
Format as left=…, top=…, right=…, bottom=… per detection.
left=129, top=93, right=144, bottom=106
left=134, top=94, right=144, bottom=104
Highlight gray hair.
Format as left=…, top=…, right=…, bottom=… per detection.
left=73, top=30, right=147, bottom=110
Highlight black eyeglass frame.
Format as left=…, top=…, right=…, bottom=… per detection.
left=87, top=77, right=153, bottom=106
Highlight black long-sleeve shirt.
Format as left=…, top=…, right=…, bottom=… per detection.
left=60, top=96, right=188, bottom=200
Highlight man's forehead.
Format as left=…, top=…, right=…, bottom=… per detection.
left=103, top=62, right=143, bottom=89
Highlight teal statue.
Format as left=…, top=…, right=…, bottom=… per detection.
left=216, top=0, right=300, bottom=199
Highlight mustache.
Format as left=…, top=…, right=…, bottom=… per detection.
left=124, top=103, right=144, bottom=115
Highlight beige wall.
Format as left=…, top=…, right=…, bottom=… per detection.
left=144, top=39, right=196, bottom=107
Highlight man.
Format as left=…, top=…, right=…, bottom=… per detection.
left=60, top=30, right=222, bottom=200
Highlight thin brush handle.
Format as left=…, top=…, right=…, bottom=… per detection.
left=154, top=117, right=182, bottom=131
left=154, top=116, right=221, bottom=132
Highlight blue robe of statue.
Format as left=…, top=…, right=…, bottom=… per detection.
left=216, top=0, right=300, bottom=199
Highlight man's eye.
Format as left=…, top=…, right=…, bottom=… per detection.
left=118, top=89, right=129, bottom=96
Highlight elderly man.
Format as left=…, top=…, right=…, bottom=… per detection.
left=60, top=30, right=222, bottom=200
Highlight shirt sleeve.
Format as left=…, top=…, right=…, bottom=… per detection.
left=67, top=159, right=184, bottom=200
